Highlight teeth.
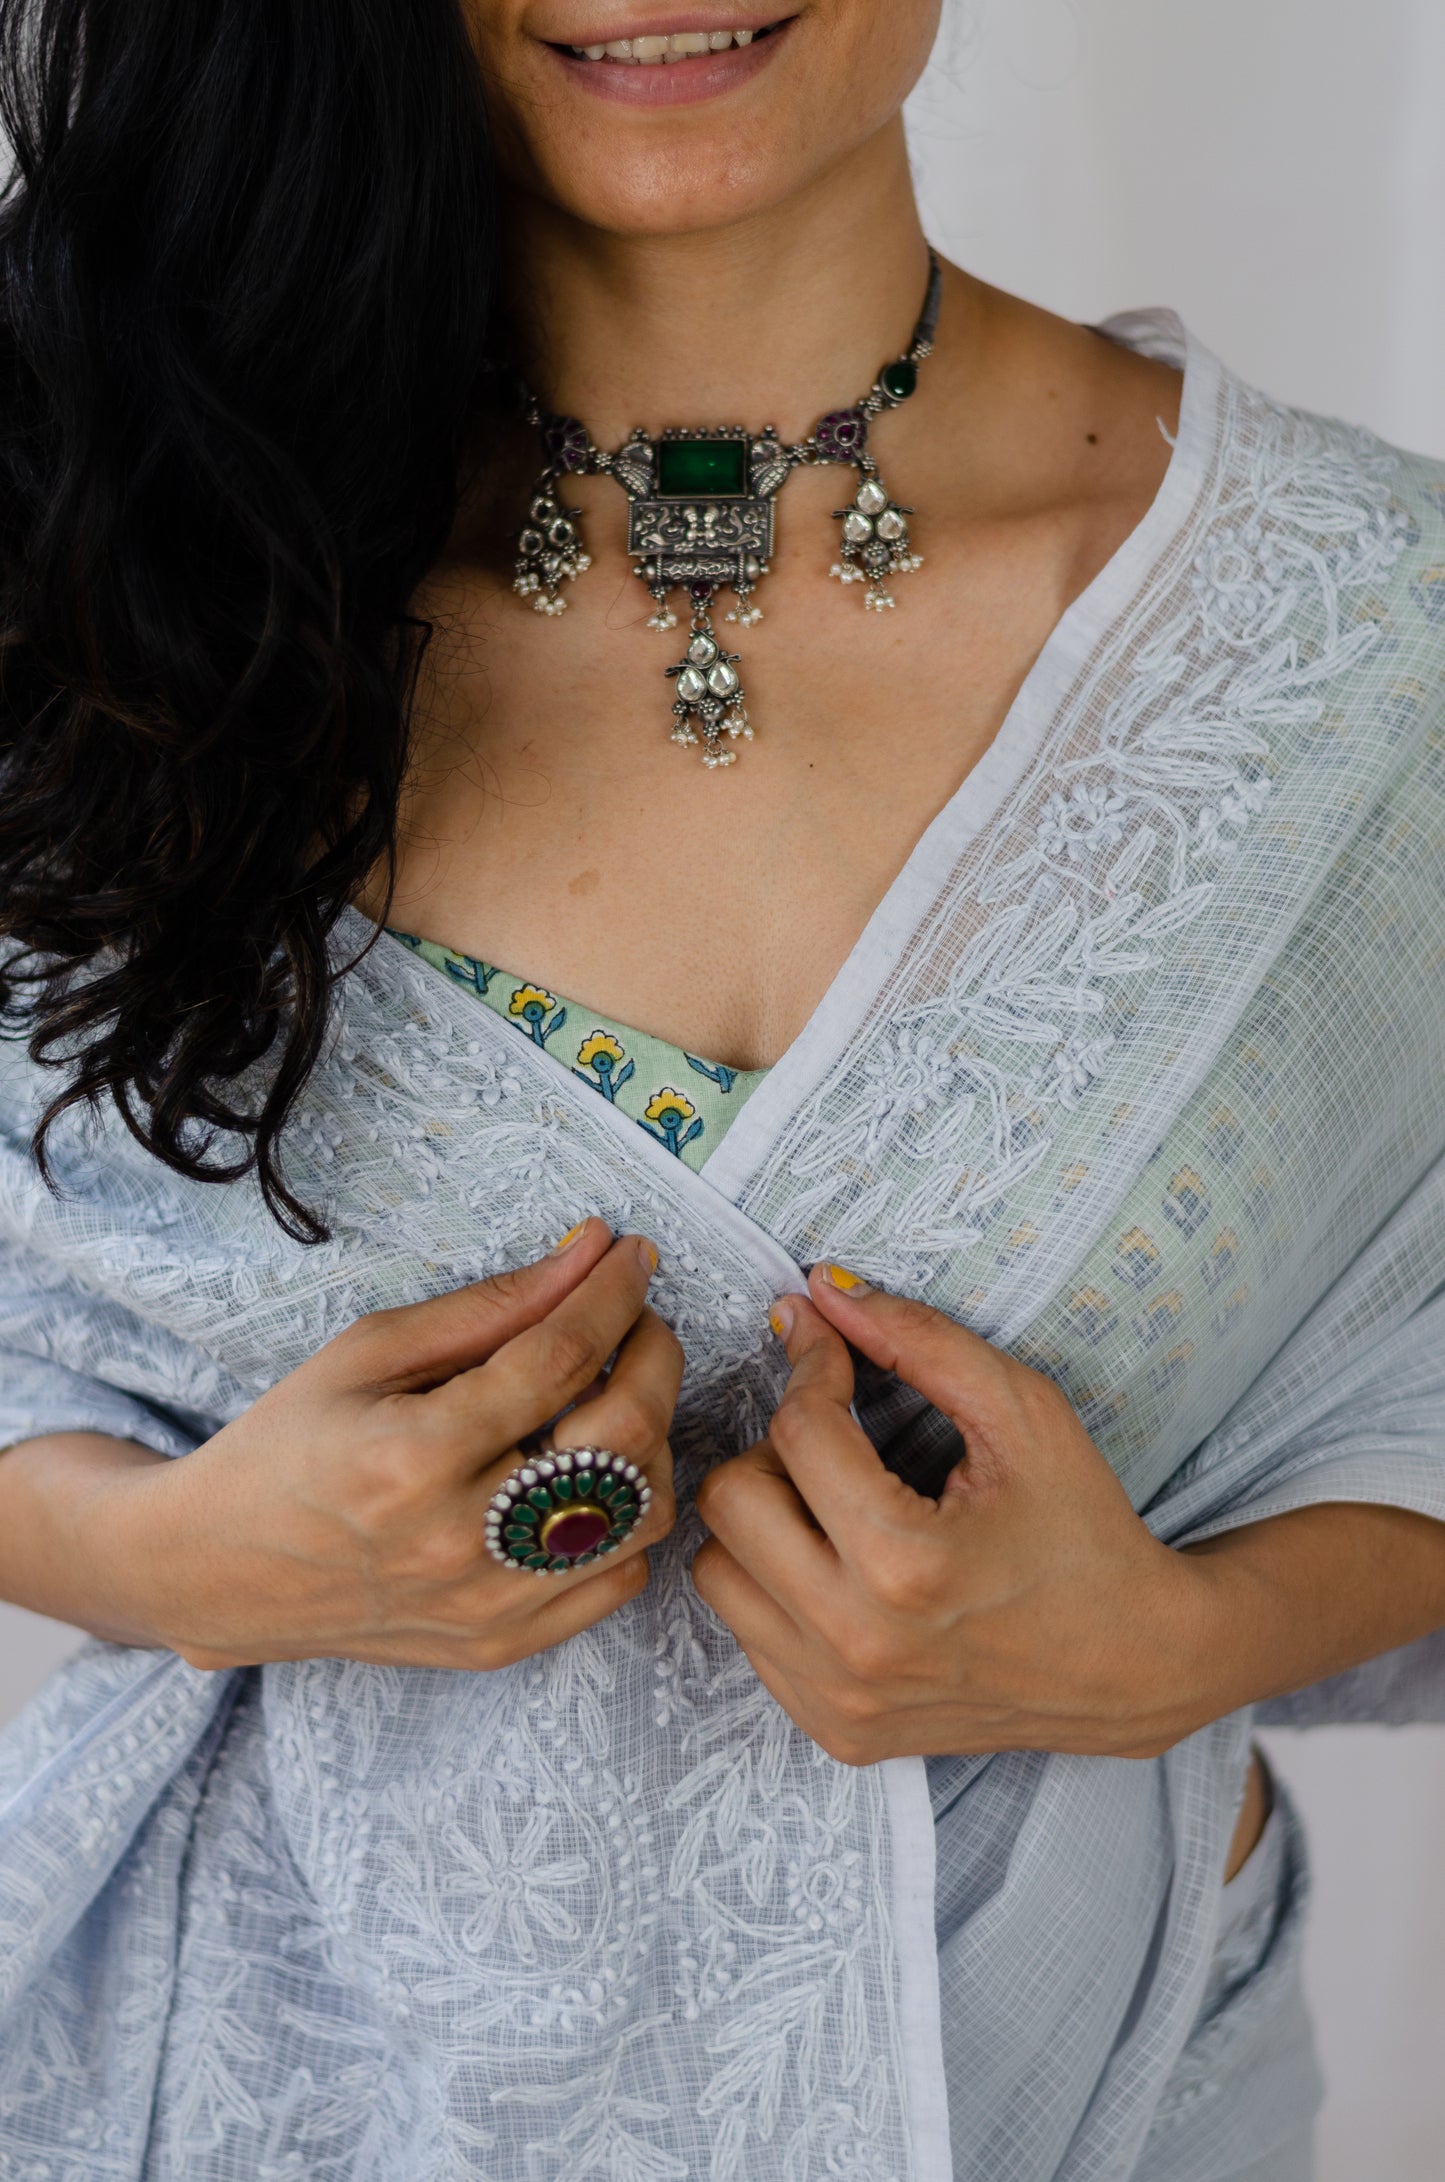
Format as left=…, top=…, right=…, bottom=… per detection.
left=570, top=27, right=769, bottom=62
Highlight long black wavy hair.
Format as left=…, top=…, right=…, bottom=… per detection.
left=0, top=0, right=497, bottom=1237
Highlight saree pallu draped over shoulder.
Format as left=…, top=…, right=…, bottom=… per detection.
left=2, top=318, right=1445, bottom=2182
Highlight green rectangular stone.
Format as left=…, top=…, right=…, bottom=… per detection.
left=656, top=437, right=748, bottom=498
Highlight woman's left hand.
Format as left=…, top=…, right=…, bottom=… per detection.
left=692, top=1265, right=1217, bottom=1766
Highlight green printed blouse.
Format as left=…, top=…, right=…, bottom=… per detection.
left=390, top=931, right=767, bottom=1172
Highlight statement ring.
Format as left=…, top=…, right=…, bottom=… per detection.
left=485, top=1447, right=651, bottom=1575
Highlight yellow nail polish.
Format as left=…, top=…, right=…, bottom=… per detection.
left=639, top=1239, right=660, bottom=1275
left=768, top=1301, right=793, bottom=1339
left=550, top=1220, right=590, bottom=1254
left=821, top=1263, right=872, bottom=1294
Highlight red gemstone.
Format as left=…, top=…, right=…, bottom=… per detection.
left=539, top=1504, right=613, bottom=1561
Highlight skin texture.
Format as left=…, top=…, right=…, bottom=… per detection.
left=3, top=1, right=1443, bottom=1896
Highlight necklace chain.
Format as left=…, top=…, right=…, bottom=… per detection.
left=511, top=250, right=943, bottom=769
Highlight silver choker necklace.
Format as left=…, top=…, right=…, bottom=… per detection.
left=512, top=250, right=943, bottom=769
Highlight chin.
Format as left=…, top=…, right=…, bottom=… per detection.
left=486, top=3, right=938, bottom=237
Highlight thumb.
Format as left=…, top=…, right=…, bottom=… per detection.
left=323, top=1217, right=616, bottom=1393
left=805, top=1262, right=1014, bottom=1442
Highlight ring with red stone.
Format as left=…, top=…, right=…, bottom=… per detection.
left=484, top=1447, right=651, bottom=1576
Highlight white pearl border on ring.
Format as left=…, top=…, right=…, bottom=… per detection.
left=484, top=1446, right=652, bottom=1576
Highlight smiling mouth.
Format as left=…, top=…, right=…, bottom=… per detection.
left=560, top=21, right=791, bottom=63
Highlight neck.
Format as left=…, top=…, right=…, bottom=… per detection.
left=501, top=118, right=946, bottom=441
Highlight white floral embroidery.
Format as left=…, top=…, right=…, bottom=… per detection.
left=0, top=332, right=1442, bottom=2182
left=1037, top=780, right=1131, bottom=863
left=739, top=374, right=1417, bottom=1310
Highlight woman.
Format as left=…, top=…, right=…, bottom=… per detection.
left=0, top=2, right=1442, bottom=2176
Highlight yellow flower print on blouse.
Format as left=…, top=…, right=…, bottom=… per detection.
left=642, top=1086, right=704, bottom=1158
left=507, top=984, right=567, bottom=1048
left=575, top=1030, right=634, bottom=1102
left=386, top=928, right=770, bottom=1174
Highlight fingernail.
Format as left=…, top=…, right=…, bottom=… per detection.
left=768, top=1299, right=794, bottom=1340
left=637, top=1238, right=660, bottom=1276
left=819, top=1263, right=873, bottom=1295
left=550, top=1220, right=591, bottom=1255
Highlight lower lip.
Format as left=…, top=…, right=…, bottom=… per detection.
left=547, top=25, right=792, bottom=107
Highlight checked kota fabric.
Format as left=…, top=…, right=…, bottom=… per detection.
left=1, top=316, right=1445, bottom=2180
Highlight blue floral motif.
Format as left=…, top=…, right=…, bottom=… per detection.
left=686, top=1053, right=738, bottom=1095
left=444, top=952, right=498, bottom=999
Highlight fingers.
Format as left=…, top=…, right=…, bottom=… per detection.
left=503, top=1548, right=653, bottom=1658
left=554, top=1306, right=684, bottom=1473
left=694, top=1443, right=837, bottom=1613
left=428, top=1233, right=661, bottom=1462
left=765, top=1295, right=928, bottom=1557
left=325, top=1218, right=615, bottom=1393
left=691, top=1536, right=805, bottom=1669
left=805, top=1263, right=1012, bottom=1439
left=531, top=1305, right=683, bottom=1553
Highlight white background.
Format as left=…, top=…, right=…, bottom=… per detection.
left=3, top=4, right=1444, bottom=2176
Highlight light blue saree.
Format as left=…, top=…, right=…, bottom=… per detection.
left=1, top=317, right=1443, bottom=2180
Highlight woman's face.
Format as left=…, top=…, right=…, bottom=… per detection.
left=465, top=2, right=943, bottom=236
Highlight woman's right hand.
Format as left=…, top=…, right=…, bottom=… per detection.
left=99, top=1220, right=680, bottom=1671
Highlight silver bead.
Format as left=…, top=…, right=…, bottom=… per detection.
left=876, top=509, right=908, bottom=542
left=743, top=555, right=762, bottom=581
left=675, top=666, right=708, bottom=703
left=707, top=661, right=740, bottom=698
left=518, top=528, right=544, bottom=557
left=842, top=510, right=874, bottom=545
left=855, top=478, right=889, bottom=516
left=686, top=634, right=719, bottom=668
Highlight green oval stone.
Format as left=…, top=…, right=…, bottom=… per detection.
left=527, top=1487, right=553, bottom=1511
left=574, top=1469, right=596, bottom=1498
left=553, top=1476, right=575, bottom=1502
left=881, top=359, right=918, bottom=403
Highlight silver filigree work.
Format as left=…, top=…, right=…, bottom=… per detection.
left=511, top=251, right=943, bottom=761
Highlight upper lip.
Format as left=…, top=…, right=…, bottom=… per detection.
left=541, top=14, right=788, bottom=43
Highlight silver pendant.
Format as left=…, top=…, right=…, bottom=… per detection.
left=612, top=425, right=791, bottom=764
left=512, top=478, right=590, bottom=615
left=510, top=250, right=944, bottom=767
left=666, top=616, right=752, bottom=770
left=830, top=465, right=922, bottom=612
